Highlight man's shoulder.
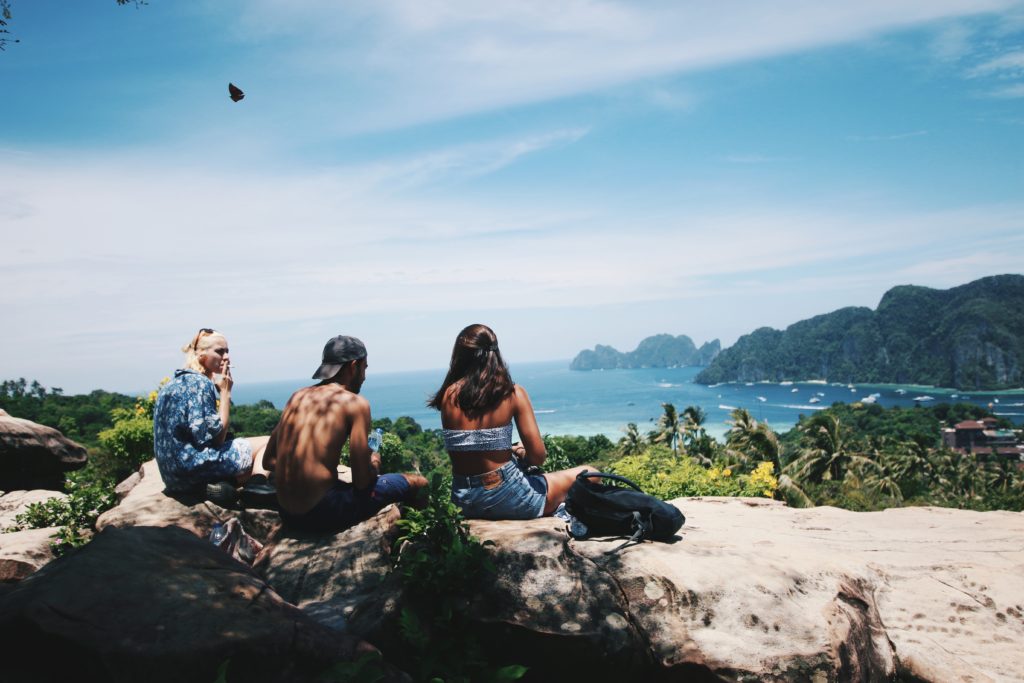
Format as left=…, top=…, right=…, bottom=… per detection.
left=287, top=384, right=368, bottom=411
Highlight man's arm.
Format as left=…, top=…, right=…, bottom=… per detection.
left=348, top=398, right=380, bottom=491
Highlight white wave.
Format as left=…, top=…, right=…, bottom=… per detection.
left=535, top=409, right=558, bottom=414
left=718, top=404, right=738, bottom=411
left=781, top=404, right=826, bottom=411
left=657, top=382, right=674, bottom=388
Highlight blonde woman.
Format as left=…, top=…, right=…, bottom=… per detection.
left=153, top=328, right=270, bottom=497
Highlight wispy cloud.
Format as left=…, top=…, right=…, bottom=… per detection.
left=721, top=154, right=794, bottom=164
left=965, top=50, right=1024, bottom=77
left=846, top=130, right=929, bottom=141
left=214, top=0, right=1021, bottom=134
left=986, top=82, right=1024, bottom=97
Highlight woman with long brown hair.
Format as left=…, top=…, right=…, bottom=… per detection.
left=429, top=324, right=591, bottom=519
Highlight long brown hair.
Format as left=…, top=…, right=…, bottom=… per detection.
left=428, top=324, right=515, bottom=419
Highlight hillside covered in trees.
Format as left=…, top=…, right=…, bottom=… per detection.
left=571, top=334, right=720, bottom=370
left=695, top=274, right=1024, bottom=390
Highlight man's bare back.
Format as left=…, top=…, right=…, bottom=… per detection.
left=263, top=383, right=372, bottom=514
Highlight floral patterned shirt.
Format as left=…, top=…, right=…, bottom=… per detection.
left=153, top=369, right=249, bottom=491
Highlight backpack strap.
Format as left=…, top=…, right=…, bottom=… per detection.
left=576, top=471, right=645, bottom=493
left=604, top=511, right=649, bottom=555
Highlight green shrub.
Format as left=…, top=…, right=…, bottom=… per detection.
left=391, top=472, right=526, bottom=683
left=611, top=445, right=778, bottom=499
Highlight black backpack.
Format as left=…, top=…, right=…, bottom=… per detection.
left=564, top=471, right=685, bottom=554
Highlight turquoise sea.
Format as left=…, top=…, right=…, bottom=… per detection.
left=231, top=361, right=1024, bottom=440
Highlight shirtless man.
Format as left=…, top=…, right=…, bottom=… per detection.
left=262, top=335, right=427, bottom=532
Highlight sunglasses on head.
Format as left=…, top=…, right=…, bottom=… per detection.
left=191, top=328, right=215, bottom=351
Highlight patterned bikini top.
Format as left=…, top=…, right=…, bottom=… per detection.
left=441, top=422, right=514, bottom=452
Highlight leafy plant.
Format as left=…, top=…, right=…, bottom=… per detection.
left=391, top=471, right=525, bottom=683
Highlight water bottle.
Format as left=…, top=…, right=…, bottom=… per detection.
left=367, top=427, right=383, bottom=452
left=210, top=522, right=227, bottom=545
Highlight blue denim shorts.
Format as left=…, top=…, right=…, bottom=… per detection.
left=280, top=474, right=412, bottom=533
left=451, top=459, right=548, bottom=520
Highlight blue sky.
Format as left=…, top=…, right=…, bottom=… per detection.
left=2, top=0, right=1023, bottom=393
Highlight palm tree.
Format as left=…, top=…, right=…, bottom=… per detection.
left=653, top=403, right=685, bottom=455
left=619, top=422, right=646, bottom=456
left=726, top=407, right=811, bottom=507
left=859, top=440, right=904, bottom=504
left=785, top=414, right=874, bottom=485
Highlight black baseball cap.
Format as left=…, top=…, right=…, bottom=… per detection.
left=312, top=335, right=367, bottom=379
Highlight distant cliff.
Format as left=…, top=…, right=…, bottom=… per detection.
left=695, top=274, right=1024, bottom=390
left=570, top=334, right=721, bottom=371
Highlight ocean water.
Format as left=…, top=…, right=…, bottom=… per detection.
left=231, top=361, right=1024, bottom=440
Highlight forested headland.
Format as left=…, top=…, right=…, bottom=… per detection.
left=696, top=274, right=1024, bottom=389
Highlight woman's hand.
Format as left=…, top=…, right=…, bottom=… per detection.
left=511, top=442, right=527, bottom=459
left=215, top=365, right=234, bottom=393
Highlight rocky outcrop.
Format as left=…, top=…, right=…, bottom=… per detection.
left=0, top=525, right=407, bottom=682
left=0, top=526, right=60, bottom=582
left=257, top=497, right=1024, bottom=682
left=571, top=334, right=721, bottom=371
left=696, top=274, right=1024, bottom=389
left=96, top=459, right=281, bottom=544
left=0, top=410, right=87, bottom=490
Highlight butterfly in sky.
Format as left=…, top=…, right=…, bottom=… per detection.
left=228, top=83, right=245, bottom=102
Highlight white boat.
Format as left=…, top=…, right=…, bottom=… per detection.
left=719, top=404, right=738, bottom=411
left=756, top=396, right=767, bottom=402
left=895, top=388, right=907, bottom=395
left=744, top=382, right=754, bottom=386
left=816, top=391, right=825, bottom=397
left=994, top=398, right=1000, bottom=404
left=780, top=381, right=793, bottom=386
left=809, top=397, right=821, bottom=404
left=791, top=388, right=799, bottom=393
left=860, top=395, right=877, bottom=404
left=950, top=394, right=958, bottom=399
left=913, top=395, right=935, bottom=401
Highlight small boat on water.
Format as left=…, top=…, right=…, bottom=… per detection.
left=809, top=397, right=821, bottom=404
left=816, top=391, right=825, bottom=397
left=913, top=395, right=935, bottom=401
left=780, top=381, right=793, bottom=386
left=744, top=382, right=754, bottom=386
left=719, top=404, right=738, bottom=411
left=791, top=388, right=799, bottom=393
left=895, top=388, right=907, bottom=395
left=756, top=396, right=767, bottom=402
left=860, top=395, right=877, bottom=404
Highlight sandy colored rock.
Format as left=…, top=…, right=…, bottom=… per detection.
left=0, top=525, right=408, bottom=682
left=261, top=496, right=1024, bottom=682
left=0, top=489, right=68, bottom=529
left=0, top=526, right=60, bottom=582
left=96, top=459, right=280, bottom=543
left=0, top=409, right=87, bottom=490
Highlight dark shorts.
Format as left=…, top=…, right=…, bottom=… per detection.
left=280, top=474, right=412, bottom=533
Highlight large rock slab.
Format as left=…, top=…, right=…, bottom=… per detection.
left=0, top=525, right=408, bottom=682
left=259, top=496, right=1024, bottom=682
left=0, top=526, right=60, bottom=582
left=0, top=489, right=68, bottom=529
left=254, top=504, right=403, bottom=632
left=0, top=410, right=87, bottom=490
left=96, top=459, right=280, bottom=543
